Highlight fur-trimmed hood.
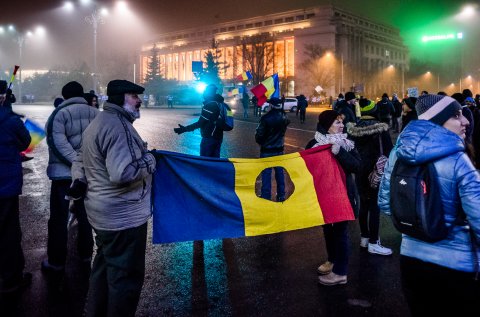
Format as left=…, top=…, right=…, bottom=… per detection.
left=346, top=117, right=389, bottom=138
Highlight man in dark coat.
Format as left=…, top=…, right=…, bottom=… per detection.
left=336, top=91, right=357, bottom=131
left=0, top=80, right=32, bottom=294
left=296, top=94, right=308, bottom=123
left=173, top=84, right=231, bottom=158
left=255, top=97, right=290, bottom=201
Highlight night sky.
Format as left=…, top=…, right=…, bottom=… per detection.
left=0, top=0, right=474, bottom=68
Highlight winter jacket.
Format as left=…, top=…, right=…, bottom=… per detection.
left=346, top=117, right=392, bottom=197
left=45, top=97, right=98, bottom=180
left=255, top=108, right=290, bottom=153
left=378, top=120, right=480, bottom=272
left=184, top=94, right=225, bottom=140
left=0, top=106, right=31, bottom=198
left=376, top=98, right=395, bottom=122
left=72, top=102, right=156, bottom=231
left=305, top=133, right=361, bottom=217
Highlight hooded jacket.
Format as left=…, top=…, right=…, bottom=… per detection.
left=0, top=106, right=31, bottom=197
left=346, top=117, right=392, bottom=196
left=255, top=108, right=290, bottom=153
left=71, top=102, right=156, bottom=231
left=45, top=97, right=98, bottom=179
left=378, top=120, right=480, bottom=272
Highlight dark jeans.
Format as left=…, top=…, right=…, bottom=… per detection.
left=85, top=222, right=148, bottom=317
left=298, top=109, right=306, bottom=123
left=323, top=221, right=349, bottom=275
left=200, top=137, right=222, bottom=158
left=391, top=116, right=400, bottom=132
left=48, top=179, right=93, bottom=266
left=401, top=255, right=480, bottom=316
left=0, top=196, right=25, bottom=290
left=359, top=194, right=380, bottom=244
left=260, top=151, right=285, bottom=201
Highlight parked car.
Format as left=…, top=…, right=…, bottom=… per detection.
left=261, top=98, right=298, bottom=112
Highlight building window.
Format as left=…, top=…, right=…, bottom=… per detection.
left=385, top=49, right=390, bottom=57
left=265, top=20, right=272, bottom=26
left=285, top=17, right=294, bottom=22
left=212, top=29, right=218, bottom=34
left=255, top=22, right=262, bottom=27
left=246, top=23, right=253, bottom=28
left=220, top=28, right=226, bottom=32
left=296, top=15, right=305, bottom=20
left=274, top=18, right=283, bottom=24
left=228, top=26, right=235, bottom=31
left=237, top=25, right=244, bottom=30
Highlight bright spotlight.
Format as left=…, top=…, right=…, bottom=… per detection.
left=26, top=31, right=33, bottom=37
left=196, top=82, right=207, bottom=93
left=35, top=26, right=46, bottom=36
left=116, top=1, right=129, bottom=13
left=100, top=8, right=109, bottom=16
left=63, top=1, right=74, bottom=11
left=460, top=5, right=476, bottom=18
left=80, top=0, right=92, bottom=6
left=8, top=25, right=15, bottom=31
left=0, top=27, right=4, bottom=34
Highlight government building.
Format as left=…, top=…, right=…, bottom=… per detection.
left=139, top=4, right=409, bottom=98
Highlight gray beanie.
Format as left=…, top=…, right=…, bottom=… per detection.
left=415, top=94, right=462, bottom=126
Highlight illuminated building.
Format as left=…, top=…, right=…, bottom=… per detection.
left=140, top=5, right=408, bottom=97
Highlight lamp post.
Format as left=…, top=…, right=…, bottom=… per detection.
left=85, top=8, right=105, bottom=93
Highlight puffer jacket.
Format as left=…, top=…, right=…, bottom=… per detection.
left=378, top=120, right=480, bottom=272
left=346, top=117, right=392, bottom=197
left=0, top=106, right=31, bottom=198
left=255, top=108, right=290, bottom=153
left=71, top=102, right=156, bottom=231
left=45, top=97, right=98, bottom=179
left=184, top=94, right=225, bottom=140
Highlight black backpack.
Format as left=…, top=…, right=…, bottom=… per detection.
left=390, top=159, right=448, bottom=242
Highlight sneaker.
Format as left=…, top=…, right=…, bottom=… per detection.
left=360, top=237, right=369, bottom=248
left=0, top=272, right=32, bottom=293
left=41, top=259, right=65, bottom=273
left=317, top=261, right=334, bottom=275
left=318, top=272, right=347, bottom=286
left=368, top=241, right=393, bottom=256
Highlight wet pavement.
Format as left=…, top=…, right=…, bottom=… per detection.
left=1, top=104, right=409, bottom=317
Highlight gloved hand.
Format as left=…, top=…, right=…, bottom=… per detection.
left=65, top=179, right=87, bottom=201
left=174, top=124, right=187, bottom=134
left=331, top=143, right=341, bottom=155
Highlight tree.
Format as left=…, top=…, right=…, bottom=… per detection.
left=199, top=39, right=225, bottom=91
left=240, top=33, right=275, bottom=84
left=297, top=44, right=336, bottom=96
left=143, top=44, right=166, bottom=105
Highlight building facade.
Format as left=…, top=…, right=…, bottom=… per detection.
left=140, top=5, right=409, bottom=98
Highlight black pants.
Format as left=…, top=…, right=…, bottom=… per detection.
left=0, top=196, right=25, bottom=291
left=323, top=221, right=349, bottom=275
left=85, top=222, right=147, bottom=317
left=47, top=179, right=93, bottom=266
left=358, top=194, right=380, bottom=244
left=401, top=255, right=480, bottom=316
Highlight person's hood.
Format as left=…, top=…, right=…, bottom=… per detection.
left=396, top=120, right=465, bottom=164
left=346, top=119, right=388, bottom=137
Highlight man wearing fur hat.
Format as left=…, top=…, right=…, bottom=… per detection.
left=42, top=81, right=98, bottom=275
left=71, top=80, right=156, bottom=317
left=255, top=97, right=290, bottom=202
left=346, top=97, right=393, bottom=256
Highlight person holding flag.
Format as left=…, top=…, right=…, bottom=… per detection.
left=0, top=79, right=32, bottom=294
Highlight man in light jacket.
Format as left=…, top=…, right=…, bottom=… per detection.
left=71, top=80, right=156, bottom=317
left=42, top=81, right=98, bottom=274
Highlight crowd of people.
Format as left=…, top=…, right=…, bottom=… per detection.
left=1, top=77, right=479, bottom=316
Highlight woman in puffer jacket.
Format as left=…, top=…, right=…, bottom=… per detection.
left=378, top=94, right=480, bottom=316
left=306, top=110, right=361, bottom=286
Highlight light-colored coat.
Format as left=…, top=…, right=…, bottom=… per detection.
left=72, top=102, right=156, bottom=231
left=45, top=97, right=98, bottom=179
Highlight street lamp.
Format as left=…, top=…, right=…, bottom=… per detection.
left=1, top=24, right=46, bottom=103
left=63, top=1, right=109, bottom=93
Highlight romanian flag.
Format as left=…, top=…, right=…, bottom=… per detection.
left=24, top=119, right=46, bottom=153
left=235, top=71, right=253, bottom=81
left=250, top=73, right=280, bottom=106
left=151, top=145, right=354, bottom=243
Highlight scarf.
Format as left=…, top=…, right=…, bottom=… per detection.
left=312, top=132, right=355, bottom=152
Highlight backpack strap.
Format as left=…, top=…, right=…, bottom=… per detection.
left=378, top=134, right=384, bottom=156
left=46, top=103, right=73, bottom=167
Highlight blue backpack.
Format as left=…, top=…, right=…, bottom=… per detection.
left=216, top=102, right=234, bottom=131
